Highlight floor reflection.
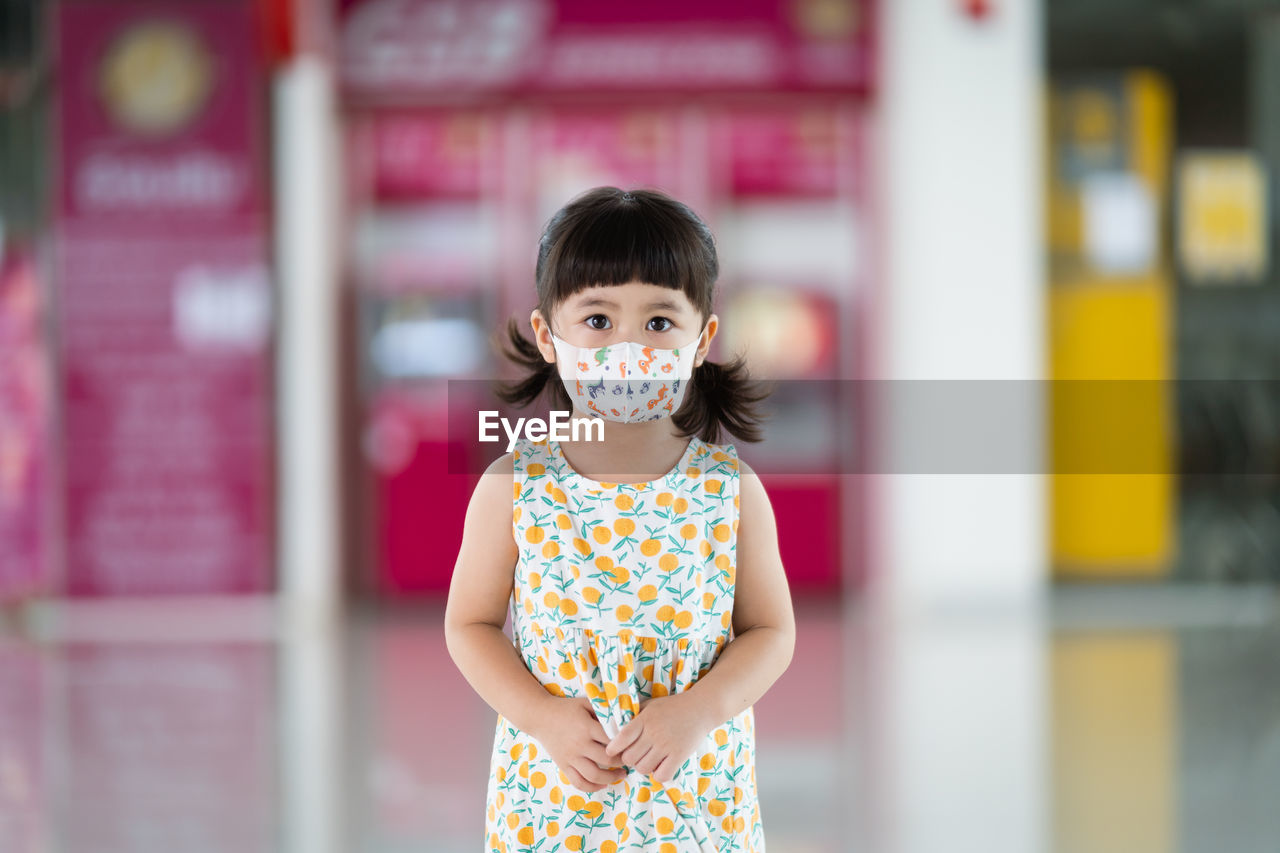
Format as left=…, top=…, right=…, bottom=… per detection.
left=0, top=641, right=277, bottom=853
left=0, top=587, right=1276, bottom=853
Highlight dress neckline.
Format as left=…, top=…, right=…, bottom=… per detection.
left=548, top=436, right=700, bottom=491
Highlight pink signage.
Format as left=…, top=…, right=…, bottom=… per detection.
left=338, top=0, right=874, bottom=102
left=714, top=106, right=846, bottom=197
left=0, top=247, right=50, bottom=601
left=368, top=112, right=500, bottom=200
left=529, top=109, right=685, bottom=200
left=55, top=0, right=273, bottom=595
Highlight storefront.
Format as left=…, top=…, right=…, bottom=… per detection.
left=334, top=0, right=877, bottom=598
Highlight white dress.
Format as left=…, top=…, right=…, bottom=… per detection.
left=484, top=436, right=765, bottom=852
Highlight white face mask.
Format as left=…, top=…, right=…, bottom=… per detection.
left=549, top=331, right=703, bottom=423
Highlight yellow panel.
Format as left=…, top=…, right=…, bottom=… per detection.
left=1053, top=633, right=1176, bottom=853
left=1049, top=280, right=1173, bottom=573
left=1052, top=475, right=1172, bottom=572
left=1047, top=70, right=1176, bottom=576
left=1050, top=278, right=1168, bottom=378
left=1127, top=70, right=1173, bottom=200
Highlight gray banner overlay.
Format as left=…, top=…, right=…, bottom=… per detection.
left=440, top=379, right=1280, bottom=476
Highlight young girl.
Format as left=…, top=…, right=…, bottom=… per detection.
left=445, top=187, right=795, bottom=853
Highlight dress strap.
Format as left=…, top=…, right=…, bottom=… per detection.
left=697, top=440, right=742, bottom=507
left=511, top=436, right=552, bottom=485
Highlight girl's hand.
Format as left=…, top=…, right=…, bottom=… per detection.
left=603, top=691, right=713, bottom=784
left=531, top=696, right=628, bottom=793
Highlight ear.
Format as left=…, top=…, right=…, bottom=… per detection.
left=694, top=314, right=718, bottom=367
left=530, top=309, right=557, bottom=364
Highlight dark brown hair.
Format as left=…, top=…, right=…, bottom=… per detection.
left=497, top=186, right=769, bottom=443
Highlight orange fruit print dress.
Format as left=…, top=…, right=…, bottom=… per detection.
left=485, top=436, right=765, bottom=852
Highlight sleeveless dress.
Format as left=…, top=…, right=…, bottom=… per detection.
left=484, top=435, right=765, bottom=853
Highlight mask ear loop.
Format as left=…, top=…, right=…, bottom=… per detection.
left=545, top=322, right=581, bottom=383
left=547, top=319, right=584, bottom=359
left=547, top=330, right=576, bottom=379
left=690, top=322, right=710, bottom=367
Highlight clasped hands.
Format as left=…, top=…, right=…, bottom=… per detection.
left=534, top=690, right=714, bottom=793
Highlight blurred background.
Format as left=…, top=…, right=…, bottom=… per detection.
left=2, top=0, right=1280, bottom=851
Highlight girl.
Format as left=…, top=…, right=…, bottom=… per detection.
left=444, top=187, right=795, bottom=853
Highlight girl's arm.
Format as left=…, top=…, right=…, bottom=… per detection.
left=444, top=453, right=557, bottom=735
left=605, top=459, right=796, bottom=780
left=443, top=453, right=627, bottom=792
left=679, top=458, right=796, bottom=727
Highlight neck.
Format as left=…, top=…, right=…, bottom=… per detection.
left=560, top=410, right=690, bottom=482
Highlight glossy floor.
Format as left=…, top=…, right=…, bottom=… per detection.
left=1, top=586, right=1277, bottom=853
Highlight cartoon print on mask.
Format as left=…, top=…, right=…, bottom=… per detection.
left=639, top=346, right=655, bottom=374
left=550, top=330, right=701, bottom=424
left=647, top=381, right=675, bottom=410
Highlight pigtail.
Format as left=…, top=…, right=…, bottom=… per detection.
left=674, top=354, right=772, bottom=444
left=493, top=318, right=570, bottom=410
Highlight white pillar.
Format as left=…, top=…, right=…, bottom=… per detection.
left=273, top=49, right=346, bottom=853
left=273, top=56, right=342, bottom=627
left=873, top=0, right=1047, bottom=618
left=280, top=624, right=345, bottom=853
left=865, top=2, right=1049, bottom=852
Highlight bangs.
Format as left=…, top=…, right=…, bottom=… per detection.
left=536, top=187, right=718, bottom=315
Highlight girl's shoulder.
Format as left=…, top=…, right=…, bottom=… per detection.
left=483, top=452, right=515, bottom=475
left=465, top=452, right=516, bottom=527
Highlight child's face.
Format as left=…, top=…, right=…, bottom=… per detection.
left=531, top=281, right=717, bottom=366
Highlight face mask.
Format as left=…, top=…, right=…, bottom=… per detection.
left=549, top=331, right=703, bottom=423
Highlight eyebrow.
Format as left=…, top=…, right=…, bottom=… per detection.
left=572, top=296, right=684, bottom=312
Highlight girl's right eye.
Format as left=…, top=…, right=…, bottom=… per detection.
left=585, top=315, right=611, bottom=331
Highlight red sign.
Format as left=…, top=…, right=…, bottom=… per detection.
left=338, top=0, right=873, bottom=102
left=55, top=0, right=274, bottom=595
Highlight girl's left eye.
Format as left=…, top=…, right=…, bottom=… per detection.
left=647, top=317, right=673, bottom=332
